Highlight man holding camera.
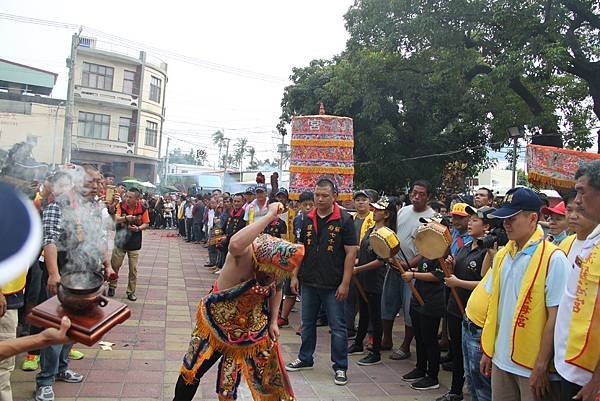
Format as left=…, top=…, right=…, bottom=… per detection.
left=480, top=187, right=570, bottom=401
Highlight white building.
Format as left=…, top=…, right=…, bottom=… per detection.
left=70, top=37, right=167, bottom=182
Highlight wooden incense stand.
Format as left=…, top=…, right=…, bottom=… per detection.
left=26, top=296, right=131, bottom=346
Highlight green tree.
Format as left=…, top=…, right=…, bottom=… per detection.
left=233, top=137, right=249, bottom=171
left=212, top=130, right=225, bottom=167
left=344, top=0, right=597, bottom=148
left=279, top=0, right=597, bottom=192
left=247, top=146, right=257, bottom=169
left=517, top=169, right=529, bottom=186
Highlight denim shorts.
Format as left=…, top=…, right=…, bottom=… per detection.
left=381, top=267, right=412, bottom=326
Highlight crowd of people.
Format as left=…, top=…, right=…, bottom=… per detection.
left=1, top=158, right=599, bottom=401
left=170, top=169, right=599, bottom=401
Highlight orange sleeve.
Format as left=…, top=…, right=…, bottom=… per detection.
left=142, top=210, right=150, bottom=224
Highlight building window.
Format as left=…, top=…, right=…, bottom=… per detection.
left=122, top=70, right=136, bottom=95
left=77, top=111, right=110, bottom=139
left=81, top=62, right=114, bottom=90
left=145, top=121, right=158, bottom=147
left=118, top=117, right=131, bottom=142
left=149, top=76, right=161, bottom=102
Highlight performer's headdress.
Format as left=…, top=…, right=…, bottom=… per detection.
left=252, top=234, right=304, bottom=279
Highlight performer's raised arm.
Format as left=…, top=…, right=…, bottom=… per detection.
left=228, top=202, right=282, bottom=256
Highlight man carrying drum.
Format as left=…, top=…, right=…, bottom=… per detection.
left=382, top=180, right=434, bottom=359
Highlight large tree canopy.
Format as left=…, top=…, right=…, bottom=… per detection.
left=279, top=0, right=598, bottom=191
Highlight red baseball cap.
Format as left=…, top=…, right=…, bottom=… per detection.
left=541, top=201, right=566, bottom=216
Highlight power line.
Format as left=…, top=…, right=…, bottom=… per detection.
left=396, top=141, right=505, bottom=162
left=0, top=13, right=290, bottom=85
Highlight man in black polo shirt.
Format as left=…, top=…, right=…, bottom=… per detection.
left=286, top=177, right=357, bottom=386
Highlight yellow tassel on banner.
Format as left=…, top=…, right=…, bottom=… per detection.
left=289, top=166, right=354, bottom=174
left=527, top=171, right=575, bottom=189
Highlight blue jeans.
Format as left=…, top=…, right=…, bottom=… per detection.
left=36, top=342, right=73, bottom=387
left=299, top=284, right=348, bottom=371
left=462, top=319, right=491, bottom=401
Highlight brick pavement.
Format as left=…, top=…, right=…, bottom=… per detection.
left=11, top=229, right=459, bottom=401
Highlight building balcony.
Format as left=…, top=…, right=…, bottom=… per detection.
left=72, top=136, right=134, bottom=156
left=74, top=85, right=138, bottom=109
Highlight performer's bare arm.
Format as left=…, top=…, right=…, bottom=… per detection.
left=268, top=287, right=283, bottom=340
left=228, top=202, right=282, bottom=256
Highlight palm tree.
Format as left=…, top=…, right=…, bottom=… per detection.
left=246, top=146, right=257, bottom=169
left=212, top=130, right=225, bottom=167
left=233, top=137, right=248, bottom=173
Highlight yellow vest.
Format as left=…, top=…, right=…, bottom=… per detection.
left=353, top=211, right=375, bottom=242
left=481, top=228, right=561, bottom=369
left=565, top=236, right=600, bottom=372
left=559, top=234, right=577, bottom=257
left=465, top=268, right=492, bottom=328
left=1, top=272, right=26, bottom=295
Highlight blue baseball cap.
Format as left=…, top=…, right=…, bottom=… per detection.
left=489, top=187, right=543, bottom=219
left=275, top=188, right=289, bottom=198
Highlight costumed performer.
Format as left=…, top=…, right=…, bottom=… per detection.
left=173, top=201, right=303, bottom=401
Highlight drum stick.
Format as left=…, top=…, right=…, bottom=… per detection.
left=387, top=258, right=425, bottom=306
left=438, top=258, right=465, bottom=315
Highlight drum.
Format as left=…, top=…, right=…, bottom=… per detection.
left=415, top=222, right=452, bottom=260
left=370, top=227, right=400, bottom=259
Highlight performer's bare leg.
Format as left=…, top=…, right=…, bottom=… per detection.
left=173, top=351, right=222, bottom=401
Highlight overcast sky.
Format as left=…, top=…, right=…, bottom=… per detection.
left=0, top=0, right=354, bottom=165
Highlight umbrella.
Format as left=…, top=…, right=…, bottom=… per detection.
left=140, top=181, right=157, bottom=189
left=122, top=179, right=143, bottom=187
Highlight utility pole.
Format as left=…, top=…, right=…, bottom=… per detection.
left=62, top=31, right=80, bottom=164
left=164, top=136, right=171, bottom=184
left=507, top=126, right=523, bottom=189
left=222, top=137, right=231, bottom=191
left=277, top=134, right=288, bottom=177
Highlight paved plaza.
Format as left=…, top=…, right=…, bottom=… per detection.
left=11, top=229, right=458, bottom=400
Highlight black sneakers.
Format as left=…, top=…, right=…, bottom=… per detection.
left=357, top=352, right=382, bottom=366
left=410, top=376, right=440, bottom=390
left=348, top=343, right=364, bottom=355
left=401, top=368, right=426, bottom=382
left=334, top=369, right=347, bottom=385
left=285, top=359, right=313, bottom=371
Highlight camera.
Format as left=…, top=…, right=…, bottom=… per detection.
left=476, top=226, right=508, bottom=249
